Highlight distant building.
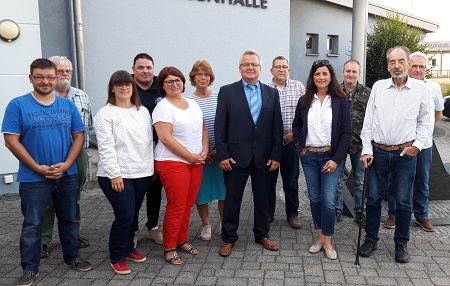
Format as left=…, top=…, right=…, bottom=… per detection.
left=427, top=41, right=450, bottom=78
left=0, top=0, right=439, bottom=194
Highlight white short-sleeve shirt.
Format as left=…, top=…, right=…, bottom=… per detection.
left=152, top=97, right=203, bottom=163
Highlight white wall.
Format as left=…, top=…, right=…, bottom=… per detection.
left=290, top=0, right=354, bottom=84
left=81, top=0, right=291, bottom=114
left=0, top=0, right=42, bottom=193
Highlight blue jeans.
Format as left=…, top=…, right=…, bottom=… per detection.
left=365, top=148, right=416, bottom=244
left=19, top=175, right=79, bottom=272
left=269, top=141, right=300, bottom=218
left=99, top=176, right=151, bottom=264
left=335, top=151, right=365, bottom=213
left=386, top=147, right=432, bottom=220
left=300, top=151, right=343, bottom=236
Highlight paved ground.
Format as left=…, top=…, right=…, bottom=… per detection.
left=1, top=118, right=449, bottom=286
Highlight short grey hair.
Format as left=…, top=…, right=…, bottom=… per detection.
left=48, top=56, right=73, bottom=68
left=386, top=46, right=410, bottom=62
left=410, top=51, right=427, bottom=61
left=239, top=49, right=262, bottom=66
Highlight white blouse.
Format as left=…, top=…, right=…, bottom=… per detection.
left=152, top=98, right=203, bottom=164
left=94, top=104, right=154, bottom=179
left=305, top=94, right=332, bottom=147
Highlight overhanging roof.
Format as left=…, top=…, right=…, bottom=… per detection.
left=320, top=0, right=439, bottom=33
left=427, top=41, right=450, bottom=52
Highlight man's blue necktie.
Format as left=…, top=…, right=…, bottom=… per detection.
left=248, top=84, right=258, bottom=123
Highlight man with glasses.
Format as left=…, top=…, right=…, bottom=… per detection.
left=216, top=50, right=283, bottom=257
left=334, top=60, right=371, bottom=225
left=359, top=46, right=430, bottom=263
left=40, top=56, right=93, bottom=259
left=385, top=51, right=444, bottom=232
left=2, top=58, right=93, bottom=286
left=267, top=56, right=305, bottom=229
left=131, top=53, right=164, bottom=245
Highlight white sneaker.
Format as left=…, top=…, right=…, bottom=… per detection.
left=133, top=231, right=138, bottom=248
left=147, top=228, right=163, bottom=244
left=200, top=225, right=212, bottom=241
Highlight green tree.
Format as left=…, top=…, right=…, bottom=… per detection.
left=366, top=12, right=428, bottom=88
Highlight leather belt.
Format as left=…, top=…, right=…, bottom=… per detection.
left=371, top=140, right=414, bottom=151
left=306, top=146, right=331, bottom=153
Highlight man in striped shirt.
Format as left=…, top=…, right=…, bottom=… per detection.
left=41, top=56, right=93, bottom=258
left=267, top=56, right=305, bottom=229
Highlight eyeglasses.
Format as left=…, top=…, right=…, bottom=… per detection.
left=273, top=65, right=289, bottom=70
left=114, top=83, right=133, bottom=88
left=57, top=69, right=73, bottom=75
left=411, top=65, right=426, bottom=70
left=240, top=63, right=260, bottom=68
left=164, top=78, right=183, bottom=86
left=195, top=73, right=210, bottom=78
left=312, top=60, right=330, bottom=67
left=31, top=75, right=57, bottom=82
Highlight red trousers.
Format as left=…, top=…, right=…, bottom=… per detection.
left=155, top=160, right=203, bottom=249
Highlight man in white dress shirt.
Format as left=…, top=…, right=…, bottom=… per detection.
left=358, top=46, right=430, bottom=263
left=385, top=51, right=444, bottom=232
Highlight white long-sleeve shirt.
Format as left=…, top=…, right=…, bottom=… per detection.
left=423, top=79, right=445, bottom=149
left=94, top=104, right=154, bottom=179
left=361, top=77, right=430, bottom=155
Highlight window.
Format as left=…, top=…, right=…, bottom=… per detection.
left=431, top=58, right=436, bottom=67
left=327, top=35, right=339, bottom=56
left=306, top=33, right=319, bottom=55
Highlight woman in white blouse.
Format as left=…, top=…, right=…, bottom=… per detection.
left=152, top=66, right=208, bottom=265
left=94, top=70, right=154, bottom=274
left=292, top=60, right=351, bottom=260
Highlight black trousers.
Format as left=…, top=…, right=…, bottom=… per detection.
left=135, top=176, right=163, bottom=231
left=221, top=159, right=272, bottom=243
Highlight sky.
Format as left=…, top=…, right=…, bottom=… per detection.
left=371, top=0, right=449, bottom=42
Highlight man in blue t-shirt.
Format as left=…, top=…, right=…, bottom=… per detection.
left=1, top=58, right=93, bottom=286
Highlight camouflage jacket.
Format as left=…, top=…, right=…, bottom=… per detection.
left=342, top=83, right=371, bottom=154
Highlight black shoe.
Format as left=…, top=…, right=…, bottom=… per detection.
left=359, top=240, right=377, bottom=257
left=65, top=257, right=93, bottom=272
left=40, top=244, right=49, bottom=259
left=354, top=212, right=366, bottom=226
left=395, top=242, right=409, bottom=263
left=77, top=235, right=90, bottom=248
left=268, top=217, right=274, bottom=223
left=17, top=270, right=39, bottom=286
left=335, top=210, right=343, bottom=223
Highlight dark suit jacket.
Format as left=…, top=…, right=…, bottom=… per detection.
left=215, top=80, right=283, bottom=169
left=292, top=95, right=351, bottom=164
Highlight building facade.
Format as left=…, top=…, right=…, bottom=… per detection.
left=0, top=0, right=438, bottom=194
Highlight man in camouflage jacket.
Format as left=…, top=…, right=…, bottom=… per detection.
left=335, top=60, right=371, bottom=224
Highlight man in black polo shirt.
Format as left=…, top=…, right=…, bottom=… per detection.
left=132, top=53, right=165, bottom=245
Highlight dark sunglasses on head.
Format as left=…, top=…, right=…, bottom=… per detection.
left=312, top=59, right=330, bottom=67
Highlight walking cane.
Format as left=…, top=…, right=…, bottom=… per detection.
left=355, top=166, right=369, bottom=267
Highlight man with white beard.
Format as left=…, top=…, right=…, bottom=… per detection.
left=40, top=56, right=93, bottom=258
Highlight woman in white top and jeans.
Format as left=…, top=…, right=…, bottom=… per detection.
left=152, top=66, right=208, bottom=265
left=292, top=60, right=351, bottom=260
left=94, top=70, right=154, bottom=274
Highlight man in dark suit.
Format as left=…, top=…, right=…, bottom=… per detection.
left=215, top=50, right=283, bottom=257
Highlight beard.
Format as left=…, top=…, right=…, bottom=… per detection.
left=33, top=83, right=54, bottom=96
left=390, top=70, right=408, bottom=80
left=56, top=79, right=70, bottom=91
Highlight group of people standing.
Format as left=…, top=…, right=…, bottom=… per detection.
left=2, top=45, right=443, bottom=285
